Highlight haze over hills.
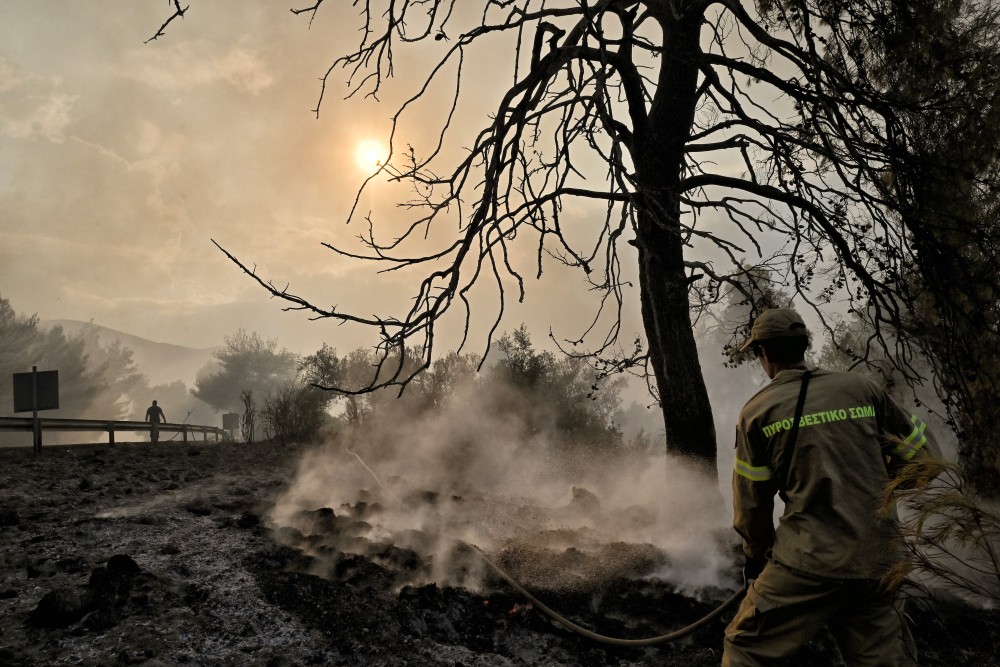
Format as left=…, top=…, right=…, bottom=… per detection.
left=39, top=319, right=220, bottom=388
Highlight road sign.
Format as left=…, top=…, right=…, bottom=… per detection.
left=12, top=366, right=59, bottom=454
left=13, top=369, right=59, bottom=413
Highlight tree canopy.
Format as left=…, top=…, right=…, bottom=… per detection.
left=299, top=327, right=626, bottom=478
left=192, top=329, right=300, bottom=413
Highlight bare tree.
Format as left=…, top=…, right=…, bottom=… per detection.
left=240, top=389, right=256, bottom=445
left=152, top=1, right=995, bottom=481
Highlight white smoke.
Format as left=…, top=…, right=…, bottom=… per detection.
left=267, top=374, right=738, bottom=596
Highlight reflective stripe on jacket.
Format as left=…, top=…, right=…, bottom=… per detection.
left=733, top=367, right=941, bottom=579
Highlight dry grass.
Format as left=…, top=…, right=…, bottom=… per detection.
left=882, top=458, right=1000, bottom=604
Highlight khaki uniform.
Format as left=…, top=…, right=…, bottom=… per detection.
left=723, top=367, right=939, bottom=666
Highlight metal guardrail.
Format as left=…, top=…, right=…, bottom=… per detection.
left=0, top=416, right=226, bottom=448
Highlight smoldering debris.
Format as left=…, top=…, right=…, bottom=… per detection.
left=272, top=502, right=489, bottom=590
left=268, top=425, right=734, bottom=598
left=265, top=362, right=742, bottom=597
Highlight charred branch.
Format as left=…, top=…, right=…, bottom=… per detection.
left=145, top=0, right=188, bottom=43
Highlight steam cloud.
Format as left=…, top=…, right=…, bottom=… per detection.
left=267, top=377, right=736, bottom=597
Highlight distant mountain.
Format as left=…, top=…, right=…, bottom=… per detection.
left=39, top=319, right=220, bottom=388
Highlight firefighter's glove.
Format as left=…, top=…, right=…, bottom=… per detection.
left=743, top=556, right=767, bottom=590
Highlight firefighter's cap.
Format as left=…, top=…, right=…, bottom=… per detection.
left=738, top=308, right=809, bottom=352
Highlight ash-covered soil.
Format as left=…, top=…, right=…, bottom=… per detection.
left=0, top=441, right=997, bottom=666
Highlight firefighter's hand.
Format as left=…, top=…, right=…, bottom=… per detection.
left=743, top=556, right=767, bottom=590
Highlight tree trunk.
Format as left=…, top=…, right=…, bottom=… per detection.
left=635, top=216, right=718, bottom=480
left=632, top=6, right=718, bottom=480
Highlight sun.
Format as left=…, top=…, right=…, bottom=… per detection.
left=355, top=140, right=386, bottom=172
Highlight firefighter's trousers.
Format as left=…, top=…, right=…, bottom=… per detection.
left=722, top=560, right=916, bottom=667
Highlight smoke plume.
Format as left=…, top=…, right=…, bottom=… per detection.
left=267, top=375, right=736, bottom=598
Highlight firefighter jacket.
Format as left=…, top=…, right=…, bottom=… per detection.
left=733, top=367, right=940, bottom=580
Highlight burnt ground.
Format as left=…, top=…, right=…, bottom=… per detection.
left=0, top=441, right=998, bottom=666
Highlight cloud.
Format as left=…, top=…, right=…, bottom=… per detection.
left=1, top=92, right=77, bottom=142
left=0, top=58, right=31, bottom=93
left=119, top=40, right=274, bottom=94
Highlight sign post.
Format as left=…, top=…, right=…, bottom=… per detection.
left=222, top=412, right=239, bottom=440
left=13, top=367, right=60, bottom=454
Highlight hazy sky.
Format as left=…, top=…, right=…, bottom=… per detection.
left=0, top=3, right=609, bottom=358
left=0, top=2, right=783, bottom=488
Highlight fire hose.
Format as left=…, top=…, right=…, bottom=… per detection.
left=470, top=543, right=743, bottom=646
left=163, top=409, right=195, bottom=442
left=347, top=447, right=743, bottom=646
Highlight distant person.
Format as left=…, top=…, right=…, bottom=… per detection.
left=724, top=308, right=941, bottom=666
left=145, top=400, right=167, bottom=444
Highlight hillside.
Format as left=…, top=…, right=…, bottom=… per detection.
left=39, top=320, right=219, bottom=388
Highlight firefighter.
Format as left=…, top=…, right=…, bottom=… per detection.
left=723, top=308, right=940, bottom=667
left=145, top=399, right=167, bottom=444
